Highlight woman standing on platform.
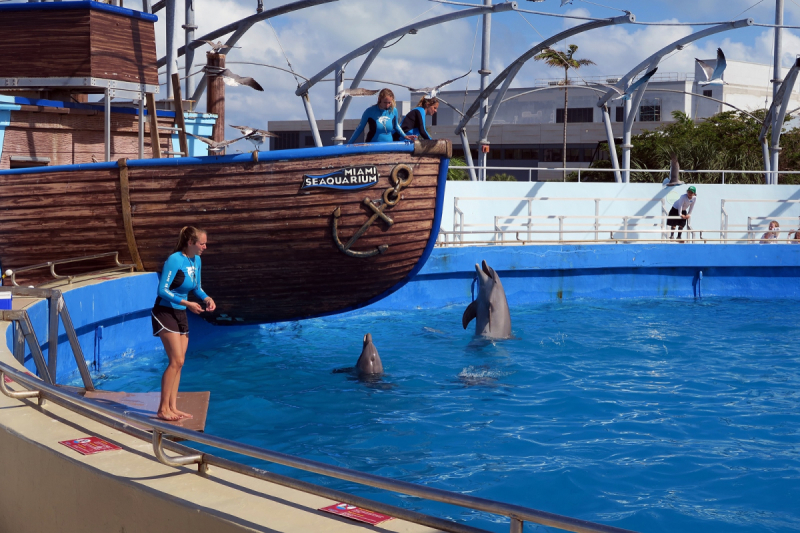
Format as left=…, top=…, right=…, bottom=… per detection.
left=401, top=96, right=439, bottom=140
left=347, top=88, right=416, bottom=144
left=151, top=226, right=216, bottom=421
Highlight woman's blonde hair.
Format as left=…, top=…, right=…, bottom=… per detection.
left=416, top=96, right=439, bottom=109
left=770, top=220, right=780, bottom=228
left=377, top=88, right=396, bottom=109
left=173, top=226, right=206, bottom=253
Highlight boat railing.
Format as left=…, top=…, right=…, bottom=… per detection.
left=0, top=358, right=638, bottom=533
left=5, top=251, right=136, bottom=287
left=449, top=165, right=800, bottom=183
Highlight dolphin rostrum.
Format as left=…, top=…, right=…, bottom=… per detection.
left=355, top=333, right=383, bottom=375
left=462, top=260, right=512, bottom=339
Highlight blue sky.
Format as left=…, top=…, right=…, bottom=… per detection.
left=151, top=0, right=800, bottom=147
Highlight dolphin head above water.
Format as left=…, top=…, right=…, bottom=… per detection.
left=355, top=333, right=383, bottom=375
left=462, top=260, right=512, bottom=339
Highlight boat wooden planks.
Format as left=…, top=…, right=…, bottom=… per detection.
left=0, top=148, right=446, bottom=323
left=0, top=8, right=157, bottom=84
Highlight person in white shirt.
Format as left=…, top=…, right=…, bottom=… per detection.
left=760, top=220, right=780, bottom=243
left=668, top=186, right=696, bottom=241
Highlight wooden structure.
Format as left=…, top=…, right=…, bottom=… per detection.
left=0, top=1, right=451, bottom=325
left=0, top=141, right=451, bottom=324
left=0, top=1, right=157, bottom=85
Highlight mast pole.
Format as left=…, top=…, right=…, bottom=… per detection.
left=771, top=0, right=784, bottom=184
left=477, top=0, right=492, bottom=181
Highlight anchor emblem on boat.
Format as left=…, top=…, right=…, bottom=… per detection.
left=332, top=164, right=413, bottom=258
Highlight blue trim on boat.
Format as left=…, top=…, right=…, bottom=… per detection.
left=0, top=0, right=158, bottom=21
left=0, top=142, right=416, bottom=176
left=10, top=96, right=176, bottom=118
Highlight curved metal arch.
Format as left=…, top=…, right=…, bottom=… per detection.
left=454, top=13, right=635, bottom=136
left=294, top=2, right=517, bottom=98
left=594, top=18, right=753, bottom=182
left=595, top=18, right=753, bottom=108
left=155, top=0, right=339, bottom=102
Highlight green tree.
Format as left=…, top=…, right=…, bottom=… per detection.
left=447, top=156, right=469, bottom=181
left=488, top=173, right=517, bottom=181
left=587, top=109, right=800, bottom=184
left=535, top=44, right=595, bottom=180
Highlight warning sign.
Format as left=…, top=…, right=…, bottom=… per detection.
left=319, top=503, right=393, bottom=525
left=59, top=436, right=122, bottom=455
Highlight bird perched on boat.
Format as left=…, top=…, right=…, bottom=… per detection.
left=334, top=87, right=379, bottom=102
left=594, top=67, right=658, bottom=101
left=410, top=70, right=471, bottom=99
left=186, top=132, right=247, bottom=153
left=696, top=48, right=727, bottom=86
left=192, top=40, right=240, bottom=53
left=202, top=65, right=263, bottom=91
left=229, top=125, right=278, bottom=151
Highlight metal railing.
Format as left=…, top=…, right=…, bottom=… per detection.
left=452, top=196, right=669, bottom=244
left=0, top=287, right=94, bottom=391
left=0, top=359, right=637, bottom=533
left=6, top=251, right=136, bottom=287
left=437, top=228, right=799, bottom=246
left=720, top=199, right=800, bottom=240
left=449, top=165, right=800, bottom=183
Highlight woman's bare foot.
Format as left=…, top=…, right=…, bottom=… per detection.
left=173, top=408, right=193, bottom=419
left=156, top=409, right=180, bottom=421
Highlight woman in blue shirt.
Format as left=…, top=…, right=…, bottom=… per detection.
left=348, top=88, right=416, bottom=144
left=401, top=96, right=439, bottom=140
left=151, top=226, right=216, bottom=421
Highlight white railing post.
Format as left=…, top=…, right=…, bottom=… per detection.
left=558, top=216, right=564, bottom=243
left=594, top=199, right=600, bottom=242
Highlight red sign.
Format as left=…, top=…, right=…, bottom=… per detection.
left=319, top=503, right=393, bottom=525
left=3, top=375, right=11, bottom=384
left=59, top=436, right=122, bottom=455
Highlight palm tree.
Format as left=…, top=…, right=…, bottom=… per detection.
left=535, top=44, right=595, bottom=180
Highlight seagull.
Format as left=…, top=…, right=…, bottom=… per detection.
left=560, top=0, right=573, bottom=5
left=229, top=125, right=278, bottom=151
left=410, top=70, right=472, bottom=99
left=186, top=132, right=247, bottom=153
left=594, top=67, right=659, bottom=101
left=202, top=65, right=264, bottom=91
left=696, top=48, right=727, bottom=86
left=193, top=40, right=240, bottom=53
left=334, top=88, right=380, bottom=102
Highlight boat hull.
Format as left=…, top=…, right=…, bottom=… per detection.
left=0, top=142, right=449, bottom=324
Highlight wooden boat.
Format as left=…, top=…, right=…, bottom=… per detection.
left=0, top=1, right=451, bottom=324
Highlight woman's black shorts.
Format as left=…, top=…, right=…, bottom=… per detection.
left=151, top=305, right=189, bottom=336
left=668, top=207, right=687, bottom=228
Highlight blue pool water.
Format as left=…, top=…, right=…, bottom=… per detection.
left=91, top=298, right=800, bottom=533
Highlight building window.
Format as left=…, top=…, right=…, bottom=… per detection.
left=544, top=148, right=562, bottom=162
left=503, top=148, right=539, bottom=160
left=556, top=107, right=593, bottom=123
left=583, top=147, right=595, bottom=162
left=453, top=148, right=478, bottom=160
left=304, top=135, right=316, bottom=147
left=273, top=132, right=300, bottom=150
left=639, top=105, right=661, bottom=122
left=703, top=89, right=713, bottom=98
left=615, top=107, right=624, bottom=122
left=9, top=156, right=50, bottom=168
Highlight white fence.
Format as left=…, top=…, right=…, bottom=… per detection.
left=439, top=187, right=800, bottom=246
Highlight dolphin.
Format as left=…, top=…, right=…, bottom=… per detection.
left=462, top=260, right=512, bottom=339
left=355, top=333, right=383, bottom=375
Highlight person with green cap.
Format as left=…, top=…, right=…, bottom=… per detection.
left=668, top=186, right=697, bottom=241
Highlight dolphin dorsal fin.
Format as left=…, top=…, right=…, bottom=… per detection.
left=462, top=300, right=478, bottom=329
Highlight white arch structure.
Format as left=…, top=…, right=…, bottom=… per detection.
left=295, top=2, right=518, bottom=147
left=454, top=13, right=635, bottom=181
left=595, top=18, right=753, bottom=182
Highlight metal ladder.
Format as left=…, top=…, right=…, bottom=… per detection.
left=1, top=287, right=95, bottom=392
left=145, top=73, right=189, bottom=158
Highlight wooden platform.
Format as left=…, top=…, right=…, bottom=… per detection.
left=83, top=390, right=210, bottom=432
